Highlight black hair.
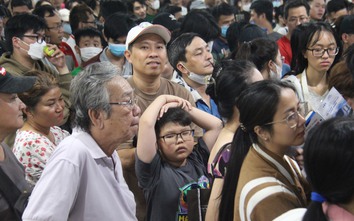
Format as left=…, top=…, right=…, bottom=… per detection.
left=346, top=44, right=354, bottom=75
left=211, top=2, right=236, bottom=23
left=206, top=59, right=258, bottom=120
left=218, top=80, right=296, bottom=221
left=229, top=23, right=267, bottom=59
left=161, top=5, right=182, bottom=15
left=274, top=5, right=284, bottom=23
left=178, top=9, right=220, bottom=43
left=32, top=4, right=56, bottom=18
left=5, top=13, right=47, bottom=53
left=238, top=23, right=267, bottom=43
left=104, top=12, right=136, bottom=41
left=167, top=32, right=200, bottom=76
left=74, top=27, right=105, bottom=46
left=69, top=4, right=94, bottom=33
left=10, top=0, right=33, bottom=10
left=293, top=22, right=342, bottom=74
left=302, top=117, right=354, bottom=221
left=154, top=107, right=192, bottom=138
left=127, top=0, right=146, bottom=13
left=250, top=0, right=273, bottom=23
left=236, top=37, right=278, bottom=72
left=99, top=0, right=128, bottom=21
left=326, top=0, right=349, bottom=15
left=225, top=20, right=248, bottom=53
left=284, top=0, right=310, bottom=19
left=0, top=5, right=11, bottom=18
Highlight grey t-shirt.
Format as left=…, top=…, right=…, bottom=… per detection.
left=136, top=138, right=209, bottom=221
left=0, top=142, right=32, bottom=220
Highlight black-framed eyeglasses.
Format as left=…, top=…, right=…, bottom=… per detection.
left=109, top=97, right=138, bottom=108
left=22, top=34, right=49, bottom=44
left=159, top=129, right=194, bottom=144
left=307, top=47, right=339, bottom=57
left=264, top=105, right=305, bottom=129
left=47, top=22, right=64, bottom=30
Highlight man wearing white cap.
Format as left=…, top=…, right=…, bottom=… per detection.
left=122, top=22, right=201, bottom=221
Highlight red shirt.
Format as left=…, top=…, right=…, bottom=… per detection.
left=277, top=36, right=292, bottom=65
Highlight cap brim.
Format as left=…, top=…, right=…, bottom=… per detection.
left=129, top=25, right=171, bottom=47
left=0, top=76, right=36, bottom=94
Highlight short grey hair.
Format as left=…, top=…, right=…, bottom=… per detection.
left=70, top=62, right=123, bottom=132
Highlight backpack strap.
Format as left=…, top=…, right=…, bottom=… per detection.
left=0, top=167, right=22, bottom=220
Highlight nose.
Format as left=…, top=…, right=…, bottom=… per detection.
left=298, top=112, right=306, bottom=127
left=176, top=134, right=184, bottom=143
left=18, top=98, right=26, bottom=110
left=133, top=104, right=141, bottom=117
left=322, top=49, right=330, bottom=58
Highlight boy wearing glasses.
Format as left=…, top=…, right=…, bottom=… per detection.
left=136, top=95, right=222, bottom=221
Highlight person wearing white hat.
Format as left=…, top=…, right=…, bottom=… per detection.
left=122, top=21, right=201, bottom=221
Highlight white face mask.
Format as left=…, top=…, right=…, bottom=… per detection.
left=269, top=62, right=283, bottom=79
left=80, top=47, right=102, bottom=62
left=242, top=2, right=251, bottom=12
left=150, top=0, right=160, bottom=10
left=180, top=63, right=211, bottom=85
left=20, top=39, right=46, bottom=60
left=188, top=72, right=212, bottom=85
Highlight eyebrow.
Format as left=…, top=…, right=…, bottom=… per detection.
left=314, top=42, right=336, bottom=46
left=193, top=44, right=208, bottom=53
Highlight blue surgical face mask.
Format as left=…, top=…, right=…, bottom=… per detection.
left=221, top=25, right=229, bottom=38
left=63, top=22, right=72, bottom=35
left=108, top=43, right=126, bottom=57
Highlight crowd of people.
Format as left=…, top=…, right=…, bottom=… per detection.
left=0, top=0, right=353, bottom=220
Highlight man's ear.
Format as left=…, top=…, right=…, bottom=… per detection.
left=176, top=63, right=188, bottom=75
left=12, top=36, right=21, bottom=49
left=88, top=109, right=105, bottom=129
left=124, top=49, right=132, bottom=63
left=254, top=125, right=270, bottom=142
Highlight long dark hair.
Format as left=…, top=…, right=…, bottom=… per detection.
left=293, top=22, right=342, bottom=74
left=206, top=59, right=258, bottom=121
left=218, top=80, right=296, bottom=221
left=303, top=117, right=354, bottom=221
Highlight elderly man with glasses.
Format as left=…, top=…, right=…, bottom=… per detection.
left=23, top=62, right=140, bottom=221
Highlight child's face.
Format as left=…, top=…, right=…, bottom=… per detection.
left=157, top=122, right=194, bottom=167
left=78, top=36, right=103, bottom=49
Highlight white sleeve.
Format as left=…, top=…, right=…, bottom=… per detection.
left=22, top=158, right=80, bottom=221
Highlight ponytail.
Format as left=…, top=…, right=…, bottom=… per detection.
left=218, top=126, right=253, bottom=221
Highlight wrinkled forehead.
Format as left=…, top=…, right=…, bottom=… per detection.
left=107, top=76, right=134, bottom=97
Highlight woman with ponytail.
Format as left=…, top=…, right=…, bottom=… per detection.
left=218, top=80, right=310, bottom=221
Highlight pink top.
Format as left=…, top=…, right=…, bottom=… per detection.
left=323, top=202, right=354, bottom=221
left=13, top=126, right=69, bottom=185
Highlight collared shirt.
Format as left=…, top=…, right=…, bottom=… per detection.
left=22, top=128, right=137, bottom=221
left=171, top=72, right=220, bottom=119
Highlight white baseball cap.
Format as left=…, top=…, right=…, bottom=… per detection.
left=125, top=22, right=171, bottom=49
